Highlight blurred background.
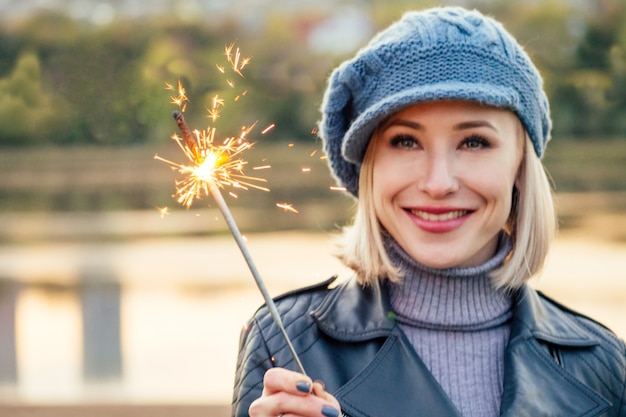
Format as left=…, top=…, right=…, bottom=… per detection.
left=0, top=0, right=625, bottom=416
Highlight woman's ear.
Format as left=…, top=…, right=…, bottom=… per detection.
left=505, top=185, right=520, bottom=235
left=514, top=167, right=523, bottom=190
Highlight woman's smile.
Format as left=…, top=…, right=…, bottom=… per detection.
left=408, top=208, right=471, bottom=222
left=406, top=207, right=473, bottom=233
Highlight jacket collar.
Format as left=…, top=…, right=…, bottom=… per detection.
left=313, top=277, right=602, bottom=347
left=500, top=286, right=609, bottom=417
left=313, top=277, right=395, bottom=341
left=312, top=278, right=611, bottom=417
left=510, top=285, right=600, bottom=346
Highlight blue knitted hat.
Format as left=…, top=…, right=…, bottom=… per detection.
left=319, top=7, right=551, bottom=197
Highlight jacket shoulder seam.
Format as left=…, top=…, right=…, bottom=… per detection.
left=537, top=291, right=619, bottom=336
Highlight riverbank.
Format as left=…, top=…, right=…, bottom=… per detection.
left=0, top=229, right=625, bottom=407
left=0, top=404, right=229, bottom=417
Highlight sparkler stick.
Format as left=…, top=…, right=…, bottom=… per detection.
left=157, top=46, right=307, bottom=376
left=171, top=112, right=307, bottom=376
left=210, top=170, right=308, bottom=376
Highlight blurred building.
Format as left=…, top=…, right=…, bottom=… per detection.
left=0, top=0, right=368, bottom=21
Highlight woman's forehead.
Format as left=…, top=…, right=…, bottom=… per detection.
left=392, top=100, right=513, bottom=117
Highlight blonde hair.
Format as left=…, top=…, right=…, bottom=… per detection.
left=334, top=134, right=556, bottom=291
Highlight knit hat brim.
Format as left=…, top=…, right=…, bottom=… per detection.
left=342, top=82, right=519, bottom=164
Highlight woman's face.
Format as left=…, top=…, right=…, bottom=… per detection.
left=370, top=100, right=523, bottom=269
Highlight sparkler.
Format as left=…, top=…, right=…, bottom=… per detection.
left=155, top=43, right=307, bottom=376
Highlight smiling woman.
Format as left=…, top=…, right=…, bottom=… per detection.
left=232, top=6, right=626, bottom=417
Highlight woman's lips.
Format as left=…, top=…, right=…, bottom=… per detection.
left=406, top=208, right=473, bottom=233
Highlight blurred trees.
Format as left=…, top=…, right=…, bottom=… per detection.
left=0, top=0, right=625, bottom=147
left=0, top=51, right=71, bottom=145
left=546, top=0, right=626, bottom=136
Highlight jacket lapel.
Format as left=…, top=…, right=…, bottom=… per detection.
left=314, top=279, right=461, bottom=417
left=500, top=286, right=611, bottom=417
left=335, top=333, right=462, bottom=417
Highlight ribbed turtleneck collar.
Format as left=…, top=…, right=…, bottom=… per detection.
left=387, top=233, right=514, bottom=331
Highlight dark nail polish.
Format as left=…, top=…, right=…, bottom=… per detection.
left=296, top=381, right=311, bottom=393
left=321, top=405, right=340, bottom=417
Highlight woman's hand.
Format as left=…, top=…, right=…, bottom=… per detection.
left=249, top=368, right=342, bottom=417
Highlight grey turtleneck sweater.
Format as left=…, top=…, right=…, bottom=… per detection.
left=387, top=234, right=514, bottom=417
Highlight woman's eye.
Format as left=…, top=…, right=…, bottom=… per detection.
left=390, top=134, right=419, bottom=149
left=461, top=135, right=490, bottom=149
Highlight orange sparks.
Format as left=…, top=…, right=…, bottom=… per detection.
left=232, top=48, right=241, bottom=74
left=207, top=107, right=221, bottom=123
left=225, top=43, right=252, bottom=77
left=261, top=124, right=275, bottom=135
left=206, top=94, right=225, bottom=122
left=212, top=95, right=225, bottom=108
left=157, top=206, right=170, bottom=218
left=156, top=42, right=272, bottom=208
left=276, top=203, right=299, bottom=213
left=330, top=186, right=347, bottom=192
left=167, top=80, right=189, bottom=110
left=224, top=42, right=234, bottom=57
left=302, top=167, right=311, bottom=173
left=239, top=56, right=251, bottom=72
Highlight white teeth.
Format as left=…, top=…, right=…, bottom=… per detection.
left=410, top=210, right=468, bottom=221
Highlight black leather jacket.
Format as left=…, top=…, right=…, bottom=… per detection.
left=232, top=276, right=626, bottom=417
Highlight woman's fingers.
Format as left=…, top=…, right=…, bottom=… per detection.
left=263, top=368, right=313, bottom=395
left=251, top=389, right=339, bottom=417
left=250, top=368, right=341, bottom=417
left=307, top=380, right=339, bottom=411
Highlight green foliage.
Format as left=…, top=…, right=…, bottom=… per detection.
left=0, top=51, right=72, bottom=145
left=546, top=0, right=626, bottom=136
left=1, top=1, right=626, bottom=147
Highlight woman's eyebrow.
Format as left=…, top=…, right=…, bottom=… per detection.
left=380, top=119, right=424, bottom=130
left=381, top=118, right=498, bottom=131
left=453, top=120, right=498, bottom=131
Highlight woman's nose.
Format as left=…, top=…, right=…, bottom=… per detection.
left=417, top=153, right=459, bottom=197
